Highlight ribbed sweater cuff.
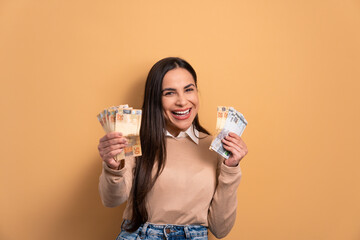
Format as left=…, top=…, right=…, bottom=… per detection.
left=102, top=162, right=126, bottom=176
left=221, top=161, right=242, bottom=174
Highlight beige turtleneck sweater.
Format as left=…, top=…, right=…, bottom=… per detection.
left=99, top=133, right=242, bottom=238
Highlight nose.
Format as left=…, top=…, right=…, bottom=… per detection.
left=175, top=93, right=187, bottom=106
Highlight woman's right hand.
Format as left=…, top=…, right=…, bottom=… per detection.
left=98, top=132, right=128, bottom=170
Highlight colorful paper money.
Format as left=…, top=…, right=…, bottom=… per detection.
left=210, top=106, right=248, bottom=159
left=97, top=104, right=142, bottom=161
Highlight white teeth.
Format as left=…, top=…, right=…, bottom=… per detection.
left=173, top=109, right=190, bottom=115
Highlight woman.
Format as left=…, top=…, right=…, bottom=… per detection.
left=98, top=57, right=248, bottom=240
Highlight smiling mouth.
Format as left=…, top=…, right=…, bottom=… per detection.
left=172, top=108, right=191, bottom=115
left=171, top=108, right=192, bottom=119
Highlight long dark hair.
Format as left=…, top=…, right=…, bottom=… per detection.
left=125, top=57, right=210, bottom=231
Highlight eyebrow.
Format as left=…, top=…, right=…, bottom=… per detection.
left=184, top=83, right=195, bottom=89
left=161, top=84, right=195, bottom=93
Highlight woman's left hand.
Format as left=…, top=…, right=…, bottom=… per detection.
left=221, top=132, right=248, bottom=167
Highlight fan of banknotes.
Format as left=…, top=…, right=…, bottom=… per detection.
left=210, top=106, right=248, bottom=159
left=97, top=104, right=142, bottom=161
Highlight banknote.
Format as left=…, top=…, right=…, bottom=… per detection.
left=215, top=106, right=229, bottom=135
left=130, top=109, right=142, bottom=157
left=97, top=104, right=142, bottom=161
left=210, top=107, right=248, bottom=159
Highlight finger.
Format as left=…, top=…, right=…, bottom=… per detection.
left=222, top=138, right=242, bottom=153
left=222, top=144, right=241, bottom=161
left=224, top=155, right=241, bottom=167
left=223, top=144, right=247, bottom=160
left=225, top=134, right=247, bottom=149
left=99, top=132, right=123, bottom=142
left=99, top=143, right=127, bottom=159
left=103, top=149, right=124, bottom=161
left=103, top=143, right=128, bottom=153
left=223, top=144, right=246, bottom=161
left=222, top=144, right=240, bottom=160
left=228, top=132, right=241, bottom=140
left=224, top=135, right=241, bottom=147
left=103, top=156, right=120, bottom=169
left=99, top=137, right=128, bottom=148
left=98, top=138, right=127, bottom=159
left=226, top=133, right=244, bottom=144
left=99, top=132, right=123, bottom=143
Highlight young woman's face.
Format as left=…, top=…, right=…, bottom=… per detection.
left=161, top=67, right=199, bottom=136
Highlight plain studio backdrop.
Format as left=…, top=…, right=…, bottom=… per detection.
left=0, top=1, right=359, bottom=240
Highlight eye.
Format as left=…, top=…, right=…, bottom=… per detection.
left=163, top=91, right=175, bottom=96
left=185, top=88, right=194, bottom=92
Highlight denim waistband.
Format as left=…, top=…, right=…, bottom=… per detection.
left=121, top=219, right=208, bottom=239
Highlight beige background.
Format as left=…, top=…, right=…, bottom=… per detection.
left=1, top=1, right=360, bottom=240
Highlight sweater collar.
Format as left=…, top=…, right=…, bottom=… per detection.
left=165, top=125, right=199, bottom=144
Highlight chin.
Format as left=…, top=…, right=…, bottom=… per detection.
left=165, top=110, right=197, bottom=133
left=167, top=120, right=192, bottom=134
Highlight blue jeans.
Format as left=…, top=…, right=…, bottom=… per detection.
left=116, top=220, right=208, bottom=240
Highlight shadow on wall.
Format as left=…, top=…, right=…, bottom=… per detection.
left=49, top=78, right=152, bottom=240
left=48, top=79, right=146, bottom=240
left=50, top=159, right=127, bottom=240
